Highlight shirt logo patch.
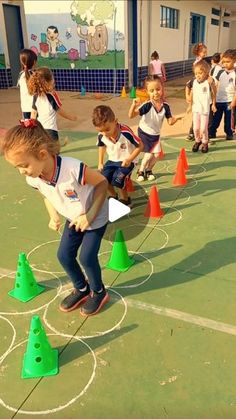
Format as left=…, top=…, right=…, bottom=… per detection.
left=202, top=86, right=207, bottom=93
left=229, top=78, right=234, bottom=83
left=64, top=189, right=80, bottom=201
left=120, top=143, right=127, bottom=149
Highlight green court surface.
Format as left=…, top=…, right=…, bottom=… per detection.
left=0, top=132, right=236, bottom=418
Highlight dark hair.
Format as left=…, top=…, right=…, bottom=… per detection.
left=92, top=106, right=116, bottom=127
left=144, top=75, right=162, bottom=89
left=211, top=53, right=221, bottom=64
left=47, top=26, right=59, bottom=34
left=19, top=49, right=37, bottom=80
left=222, top=49, right=236, bottom=60
left=192, top=43, right=207, bottom=56
left=0, top=120, right=60, bottom=157
left=28, top=67, right=54, bottom=96
left=151, top=51, right=159, bottom=60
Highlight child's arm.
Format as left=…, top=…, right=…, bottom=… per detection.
left=161, top=63, right=166, bottom=81
left=98, top=145, right=106, bottom=171
left=57, top=107, right=77, bottom=121
left=31, top=109, right=38, bottom=119
left=69, top=169, right=108, bottom=232
left=44, top=198, right=61, bottom=231
left=128, top=98, right=141, bottom=118
left=209, top=78, right=217, bottom=113
left=167, top=115, right=184, bottom=126
left=148, top=62, right=154, bottom=75
left=121, top=140, right=144, bottom=167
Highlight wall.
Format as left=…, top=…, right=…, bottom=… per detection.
left=137, top=0, right=234, bottom=67
left=23, top=0, right=125, bottom=69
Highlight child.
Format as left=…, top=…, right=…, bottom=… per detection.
left=92, top=105, right=143, bottom=206
left=0, top=120, right=109, bottom=316
left=209, top=49, right=236, bottom=141
left=187, top=60, right=216, bottom=153
left=186, top=42, right=208, bottom=141
left=28, top=67, right=77, bottom=141
left=129, top=75, right=182, bottom=182
left=17, top=49, right=37, bottom=119
left=148, top=51, right=166, bottom=83
left=210, top=52, right=222, bottom=80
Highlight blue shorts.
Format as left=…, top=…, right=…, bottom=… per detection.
left=102, top=160, right=134, bottom=189
left=138, top=127, right=160, bottom=153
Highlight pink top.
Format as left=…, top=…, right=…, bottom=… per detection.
left=150, top=59, right=163, bottom=76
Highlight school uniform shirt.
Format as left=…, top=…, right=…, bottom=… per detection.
left=32, top=92, right=62, bottom=131
left=17, top=71, right=34, bottom=113
left=26, top=155, right=108, bottom=230
left=210, top=64, right=222, bottom=80
left=96, top=124, right=141, bottom=163
left=215, top=69, right=236, bottom=103
left=138, top=101, right=172, bottom=135
left=149, top=59, right=163, bottom=76
left=187, top=79, right=212, bottom=114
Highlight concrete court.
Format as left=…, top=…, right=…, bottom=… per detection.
left=0, top=80, right=236, bottom=418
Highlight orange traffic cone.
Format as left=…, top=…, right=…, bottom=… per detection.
left=173, top=157, right=187, bottom=186
left=158, top=143, right=165, bottom=159
left=179, top=148, right=189, bottom=171
left=144, top=186, right=164, bottom=218
left=125, top=177, right=135, bottom=192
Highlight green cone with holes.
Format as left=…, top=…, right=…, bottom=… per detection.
left=8, top=252, right=45, bottom=302
left=22, top=315, right=59, bottom=378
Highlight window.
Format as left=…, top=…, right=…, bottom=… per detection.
left=224, top=12, right=230, bottom=17
left=211, top=18, right=219, bottom=26
left=212, top=8, right=220, bottom=16
left=223, top=21, right=230, bottom=27
left=160, top=6, right=179, bottom=29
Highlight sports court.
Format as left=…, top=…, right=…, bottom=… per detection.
left=0, top=83, right=236, bottom=418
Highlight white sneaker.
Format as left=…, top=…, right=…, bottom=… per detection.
left=136, top=171, right=145, bottom=182
left=145, top=170, right=155, bottom=181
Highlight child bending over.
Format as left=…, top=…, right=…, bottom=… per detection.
left=92, top=105, right=143, bottom=207
left=0, top=120, right=109, bottom=316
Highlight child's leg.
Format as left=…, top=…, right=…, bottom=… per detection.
left=209, top=103, right=223, bottom=137
left=79, top=224, right=107, bottom=292
left=112, top=163, right=134, bottom=205
left=139, top=153, right=152, bottom=172
left=57, top=221, right=90, bottom=312
left=193, top=112, right=201, bottom=143
left=57, top=221, right=87, bottom=289
left=223, top=104, right=234, bottom=139
left=200, top=113, right=209, bottom=144
left=79, top=224, right=109, bottom=316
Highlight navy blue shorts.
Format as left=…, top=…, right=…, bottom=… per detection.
left=138, top=127, right=160, bottom=153
left=102, top=160, right=134, bottom=189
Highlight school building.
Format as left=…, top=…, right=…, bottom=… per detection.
left=0, top=0, right=235, bottom=93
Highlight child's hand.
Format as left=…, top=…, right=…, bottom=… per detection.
left=228, top=102, right=235, bottom=110
left=48, top=218, right=61, bottom=231
left=212, top=104, right=217, bottom=113
left=121, top=158, right=132, bottom=167
left=133, top=98, right=141, bottom=107
left=69, top=214, right=91, bottom=232
left=98, top=163, right=104, bottom=172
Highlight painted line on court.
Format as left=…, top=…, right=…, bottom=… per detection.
left=123, top=298, right=236, bottom=336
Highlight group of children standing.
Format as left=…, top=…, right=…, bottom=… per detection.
left=0, top=45, right=235, bottom=317
left=185, top=43, right=236, bottom=153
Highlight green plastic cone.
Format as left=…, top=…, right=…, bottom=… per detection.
left=8, top=253, right=45, bottom=302
left=22, top=315, right=59, bottom=379
left=129, top=86, right=136, bottom=99
left=106, top=229, right=135, bottom=272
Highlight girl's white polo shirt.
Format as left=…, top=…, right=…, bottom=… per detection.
left=26, top=155, right=108, bottom=230
left=17, top=71, right=34, bottom=113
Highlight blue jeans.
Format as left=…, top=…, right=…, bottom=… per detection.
left=209, top=102, right=233, bottom=137
left=57, top=221, right=107, bottom=292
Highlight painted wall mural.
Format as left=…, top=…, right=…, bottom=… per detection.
left=25, top=0, right=125, bottom=69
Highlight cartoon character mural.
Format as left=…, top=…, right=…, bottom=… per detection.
left=47, top=26, right=63, bottom=58
left=70, top=0, right=114, bottom=56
